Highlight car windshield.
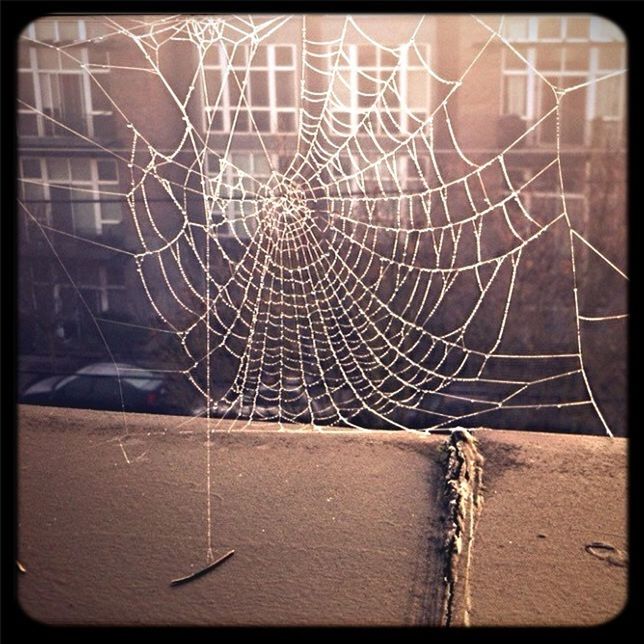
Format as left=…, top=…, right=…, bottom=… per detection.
left=56, top=364, right=162, bottom=392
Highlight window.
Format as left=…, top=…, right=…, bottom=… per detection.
left=202, top=43, right=297, bottom=134
left=18, top=18, right=113, bottom=138
left=501, top=15, right=622, bottom=43
left=330, top=43, right=431, bottom=135
left=206, top=152, right=273, bottom=238
left=29, top=261, right=126, bottom=340
left=19, top=157, right=121, bottom=239
left=500, top=16, right=626, bottom=146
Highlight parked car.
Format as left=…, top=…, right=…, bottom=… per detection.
left=19, top=362, right=193, bottom=416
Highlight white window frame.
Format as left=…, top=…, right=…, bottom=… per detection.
left=206, top=151, right=276, bottom=239
left=329, top=43, right=432, bottom=136
left=53, top=264, right=125, bottom=315
left=202, top=43, right=298, bottom=135
left=501, top=15, right=624, bottom=43
left=25, top=19, right=87, bottom=43
left=20, top=157, right=121, bottom=238
left=500, top=19, right=626, bottom=146
left=19, top=19, right=112, bottom=139
left=31, top=263, right=125, bottom=318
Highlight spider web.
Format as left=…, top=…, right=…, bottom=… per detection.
left=18, top=14, right=628, bottom=440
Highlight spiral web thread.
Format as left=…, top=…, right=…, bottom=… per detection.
left=18, top=14, right=627, bottom=444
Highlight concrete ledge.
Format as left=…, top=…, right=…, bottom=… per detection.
left=466, top=430, right=627, bottom=626
left=17, top=406, right=446, bottom=626
left=17, top=406, right=627, bottom=626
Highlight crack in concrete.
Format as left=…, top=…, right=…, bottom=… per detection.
left=439, top=429, right=485, bottom=627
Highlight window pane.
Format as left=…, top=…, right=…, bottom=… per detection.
left=253, top=155, right=271, bottom=177
left=101, top=202, right=122, bottom=223
left=208, top=109, right=223, bottom=131
left=595, top=75, right=621, bottom=117
left=70, top=157, right=92, bottom=180
left=234, top=109, right=249, bottom=131
left=252, top=110, right=270, bottom=131
left=47, top=158, right=70, bottom=180
left=277, top=112, right=295, bottom=132
left=86, top=20, right=108, bottom=40
left=407, top=71, right=428, bottom=108
left=332, top=111, right=352, bottom=132
left=58, top=20, right=80, bottom=42
left=561, top=166, right=586, bottom=193
left=274, top=46, right=293, bottom=66
left=252, top=46, right=267, bottom=66
left=358, top=74, right=377, bottom=107
left=275, top=71, right=294, bottom=106
left=81, top=287, right=105, bottom=313
left=538, top=17, right=563, bottom=39
left=249, top=71, right=269, bottom=106
left=598, top=47, right=623, bottom=69
left=51, top=185, right=73, bottom=231
left=37, top=48, right=59, bottom=69
left=60, top=74, right=86, bottom=132
left=88, top=47, right=109, bottom=66
left=536, top=45, right=563, bottom=69
left=333, top=72, right=351, bottom=105
left=18, top=45, right=31, bottom=69
left=505, top=46, right=529, bottom=70
left=538, top=96, right=557, bottom=143
left=410, top=111, right=425, bottom=126
left=72, top=189, right=97, bottom=235
left=23, top=182, right=45, bottom=201
left=90, top=81, right=111, bottom=111
left=278, top=156, right=291, bottom=173
left=383, top=82, right=400, bottom=110
left=204, top=68, right=222, bottom=104
left=59, top=51, right=80, bottom=70
left=34, top=20, right=56, bottom=42
left=203, top=44, right=221, bottom=67
left=590, top=17, right=624, bottom=41
left=231, top=153, right=252, bottom=174
left=504, top=16, right=530, bottom=40
left=227, top=75, right=243, bottom=105
left=39, top=73, right=55, bottom=112
left=19, top=71, right=36, bottom=104
left=18, top=113, right=39, bottom=136
left=22, top=158, right=42, bottom=178
left=98, top=159, right=118, bottom=181
left=563, top=46, right=588, bottom=70
left=560, top=77, right=586, bottom=144
left=566, top=17, right=589, bottom=39
left=358, top=45, right=376, bottom=67
left=380, top=49, right=397, bottom=67
left=504, top=75, right=527, bottom=115
left=225, top=45, right=246, bottom=67
left=93, top=114, right=115, bottom=139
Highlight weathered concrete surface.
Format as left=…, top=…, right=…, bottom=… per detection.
left=17, top=406, right=446, bottom=626
left=464, top=430, right=627, bottom=627
left=16, top=406, right=628, bottom=626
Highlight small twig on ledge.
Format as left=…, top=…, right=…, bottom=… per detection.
left=170, top=549, right=235, bottom=587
